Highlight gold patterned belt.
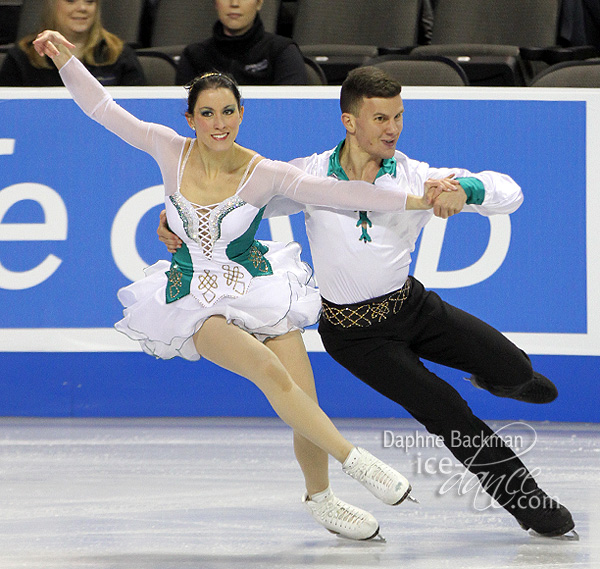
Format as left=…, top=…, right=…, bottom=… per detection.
left=321, top=279, right=411, bottom=329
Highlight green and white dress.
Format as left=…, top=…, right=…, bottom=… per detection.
left=59, top=56, right=411, bottom=361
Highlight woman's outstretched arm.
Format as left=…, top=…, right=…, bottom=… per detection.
left=240, top=159, right=456, bottom=213
left=33, top=30, right=182, bottom=166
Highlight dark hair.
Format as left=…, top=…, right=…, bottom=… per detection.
left=185, top=72, right=243, bottom=114
left=340, top=66, right=403, bottom=115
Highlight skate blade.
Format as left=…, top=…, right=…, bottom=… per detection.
left=529, top=529, right=580, bottom=541
left=328, top=528, right=386, bottom=542
left=393, top=485, right=419, bottom=505
left=560, top=530, right=580, bottom=541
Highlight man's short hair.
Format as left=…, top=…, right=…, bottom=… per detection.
left=340, top=66, right=403, bottom=115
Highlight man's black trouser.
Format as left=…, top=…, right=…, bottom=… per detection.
left=319, top=276, right=540, bottom=509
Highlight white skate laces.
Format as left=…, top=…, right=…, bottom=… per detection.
left=342, top=447, right=412, bottom=505
left=302, top=487, right=380, bottom=540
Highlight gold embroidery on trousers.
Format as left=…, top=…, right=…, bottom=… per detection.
left=370, top=301, right=390, bottom=322
left=322, top=280, right=411, bottom=328
left=321, top=304, right=373, bottom=328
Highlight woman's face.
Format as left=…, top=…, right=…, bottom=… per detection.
left=186, top=88, right=244, bottom=151
left=55, top=0, right=97, bottom=38
left=214, top=0, right=263, bottom=36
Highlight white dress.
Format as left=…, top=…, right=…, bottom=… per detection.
left=59, top=56, right=412, bottom=361
left=115, top=146, right=321, bottom=360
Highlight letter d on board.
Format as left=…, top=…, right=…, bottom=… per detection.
left=413, top=215, right=512, bottom=288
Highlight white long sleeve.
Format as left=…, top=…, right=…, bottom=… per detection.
left=58, top=57, right=412, bottom=214
left=414, top=164, right=523, bottom=215
left=239, top=158, right=409, bottom=213
left=288, top=147, right=524, bottom=304
left=59, top=56, right=184, bottom=195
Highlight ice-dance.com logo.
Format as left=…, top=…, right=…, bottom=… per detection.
left=381, top=422, right=550, bottom=510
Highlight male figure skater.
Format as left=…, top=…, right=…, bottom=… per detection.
left=159, top=66, right=575, bottom=540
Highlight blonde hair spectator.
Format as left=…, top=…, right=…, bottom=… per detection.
left=0, top=0, right=145, bottom=86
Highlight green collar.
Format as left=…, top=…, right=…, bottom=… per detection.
left=327, top=140, right=397, bottom=181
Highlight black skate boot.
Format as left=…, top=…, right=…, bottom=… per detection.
left=508, top=488, right=577, bottom=539
left=467, top=372, right=558, bottom=404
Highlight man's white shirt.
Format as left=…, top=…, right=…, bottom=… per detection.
left=265, top=146, right=523, bottom=305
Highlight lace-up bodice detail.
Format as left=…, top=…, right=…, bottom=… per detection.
left=189, top=203, right=215, bottom=258
left=169, top=192, right=246, bottom=259
left=56, top=55, right=403, bottom=354
left=171, top=141, right=259, bottom=259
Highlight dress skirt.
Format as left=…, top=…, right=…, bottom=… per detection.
left=114, top=241, right=321, bottom=361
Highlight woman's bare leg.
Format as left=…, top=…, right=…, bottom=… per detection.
left=265, top=331, right=329, bottom=497
left=193, top=317, right=353, bottom=463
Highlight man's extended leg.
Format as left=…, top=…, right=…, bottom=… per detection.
left=318, top=279, right=574, bottom=536
left=400, top=278, right=556, bottom=404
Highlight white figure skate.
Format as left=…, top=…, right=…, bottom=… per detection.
left=342, top=447, right=413, bottom=505
left=303, top=487, right=380, bottom=540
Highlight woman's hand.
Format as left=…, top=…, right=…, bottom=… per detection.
left=424, top=176, right=461, bottom=204
left=32, top=30, right=76, bottom=69
left=406, top=176, right=461, bottom=210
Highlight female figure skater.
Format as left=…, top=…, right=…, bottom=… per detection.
left=33, top=30, right=452, bottom=540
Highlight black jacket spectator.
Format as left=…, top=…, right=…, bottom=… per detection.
left=0, top=41, right=145, bottom=86
left=176, top=15, right=307, bottom=86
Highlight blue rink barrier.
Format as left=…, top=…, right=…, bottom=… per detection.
left=0, top=85, right=599, bottom=421
left=0, top=352, right=598, bottom=422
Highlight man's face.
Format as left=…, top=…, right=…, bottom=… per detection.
left=352, top=95, right=404, bottom=160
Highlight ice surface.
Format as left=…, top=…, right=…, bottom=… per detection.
left=0, top=417, right=596, bottom=569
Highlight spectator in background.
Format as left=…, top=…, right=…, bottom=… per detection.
left=176, top=0, right=308, bottom=85
left=418, top=0, right=435, bottom=45
left=138, top=0, right=161, bottom=48
left=0, top=0, right=145, bottom=86
left=559, top=0, right=600, bottom=51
